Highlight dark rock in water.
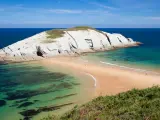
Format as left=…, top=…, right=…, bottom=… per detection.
left=20, top=109, right=40, bottom=117
left=56, top=82, right=73, bottom=89
left=15, top=72, right=67, bottom=86
left=20, top=102, right=74, bottom=119
left=6, top=90, right=33, bottom=100
left=0, top=81, right=19, bottom=89
left=10, top=99, right=30, bottom=108
left=33, top=100, right=39, bottom=102
left=0, top=100, right=6, bottom=107
left=18, top=102, right=34, bottom=108
left=23, top=116, right=31, bottom=120
left=5, top=83, right=61, bottom=101
left=9, top=103, right=19, bottom=107
left=0, top=87, right=13, bottom=93
left=15, top=99, right=29, bottom=104
left=38, top=103, right=74, bottom=112
left=5, top=88, right=57, bottom=100
left=71, top=82, right=81, bottom=86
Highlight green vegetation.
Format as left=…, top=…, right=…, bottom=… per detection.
left=43, top=26, right=103, bottom=43
left=66, top=26, right=96, bottom=31
left=44, top=29, right=65, bottom=43
left=42, top=86, right=160, bottom=120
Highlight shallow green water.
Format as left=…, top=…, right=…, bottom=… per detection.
left=86, top=47, right=160, bottom=72
left=0, top=62, right=83, bottom=120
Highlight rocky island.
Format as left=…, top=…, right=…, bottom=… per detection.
left=0, top=26, right=139, bottom=63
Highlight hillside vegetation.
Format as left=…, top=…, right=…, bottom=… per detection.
left=46, top=26, right=95, bottom=38
left=42, top=86, right=160, bottom=120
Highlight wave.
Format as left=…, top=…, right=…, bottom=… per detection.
left=100, top=61, right=160, bottom=75
left=83, top=72, right=97, bottom=87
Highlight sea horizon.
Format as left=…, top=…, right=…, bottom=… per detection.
left=1, top=27, right=160, bottom=29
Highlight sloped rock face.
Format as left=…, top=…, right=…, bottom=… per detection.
left=0, top=28, right=139, bottom=62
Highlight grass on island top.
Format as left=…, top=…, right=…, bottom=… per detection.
left=43, top=26, right=102, bottom=43
left=42, top=86, right=160, bottom=120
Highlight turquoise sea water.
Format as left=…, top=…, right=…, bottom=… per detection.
left=0, top=28, right=160, bottom=119
left=87, top=28, right=160, bottom=72
left=0, top=62, right=88, bottom=120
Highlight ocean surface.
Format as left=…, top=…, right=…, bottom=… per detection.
left=0, top=28, right=160, bottom=120
left=88, top=28, right=160, bottom=72
left=0, top=62, right=86, bottom=120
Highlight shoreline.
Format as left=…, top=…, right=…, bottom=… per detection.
left=40, top=56, right=160, bottom=96
left=0, top=42, right=141, bottom=65
left=100, top=61, right=160, bottom=76
left=1, top=55, right=160, bottom=120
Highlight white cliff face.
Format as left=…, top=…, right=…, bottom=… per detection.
left=0, top=28, right=138, bottom=61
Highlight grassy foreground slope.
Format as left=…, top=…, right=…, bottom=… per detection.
left=43, top=86, right=160, bottom=120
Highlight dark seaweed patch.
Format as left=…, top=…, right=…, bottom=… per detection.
left=12, top=72, right=67, bottom=86
left=10, top=99, right=39, bottom=108
left=43, top=84, right=56, bottom=90
left=5, top=82, right=74, bottom=100
left=9, top=103, right=19, bottom=107
left=5, top=88, right=57, bottom=100
left=15, top=98, right=29, bottom=104
left=55, top=82, right=73, bottom=89
left=53, top=93, right=77, bottom=100
left=18, top=102, right=34, bottom=108
left=0, top=67, right=7, bottom=72
left=0, top=100, right=6, bottom=107
left=0, top=81, right=19, bottom=88
left=71, top=82, right=81, bottom=86
left=20, top=109, right=40, bottom=119
left=33, top=100, right=39, bottom=102
left=0, top=87, right=14, bottom=93
left=0, top=64, right=68, bottom=88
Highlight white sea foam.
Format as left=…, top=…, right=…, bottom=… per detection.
left=100, top=61, right=160, bottom=75
left=84, top=72, right=97, bottom=87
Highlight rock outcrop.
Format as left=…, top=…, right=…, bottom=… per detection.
left=0, top=26, right=140, bottom=62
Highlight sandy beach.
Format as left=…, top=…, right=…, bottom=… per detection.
left=40, top=56, right=160, bottom=97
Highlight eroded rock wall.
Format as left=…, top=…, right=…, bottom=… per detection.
left=0, top=29, right=138, bottom=62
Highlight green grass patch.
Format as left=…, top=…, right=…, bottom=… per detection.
left=42, top=86, right=160, bottom=120
left=46, top=29, right=65, bottom=39
left=43, top=26, right=104, bottom=43
left=66, top=26, right=96, bottom=31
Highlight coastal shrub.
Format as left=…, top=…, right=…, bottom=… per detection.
left=43, top=86, right=160, bottom=120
